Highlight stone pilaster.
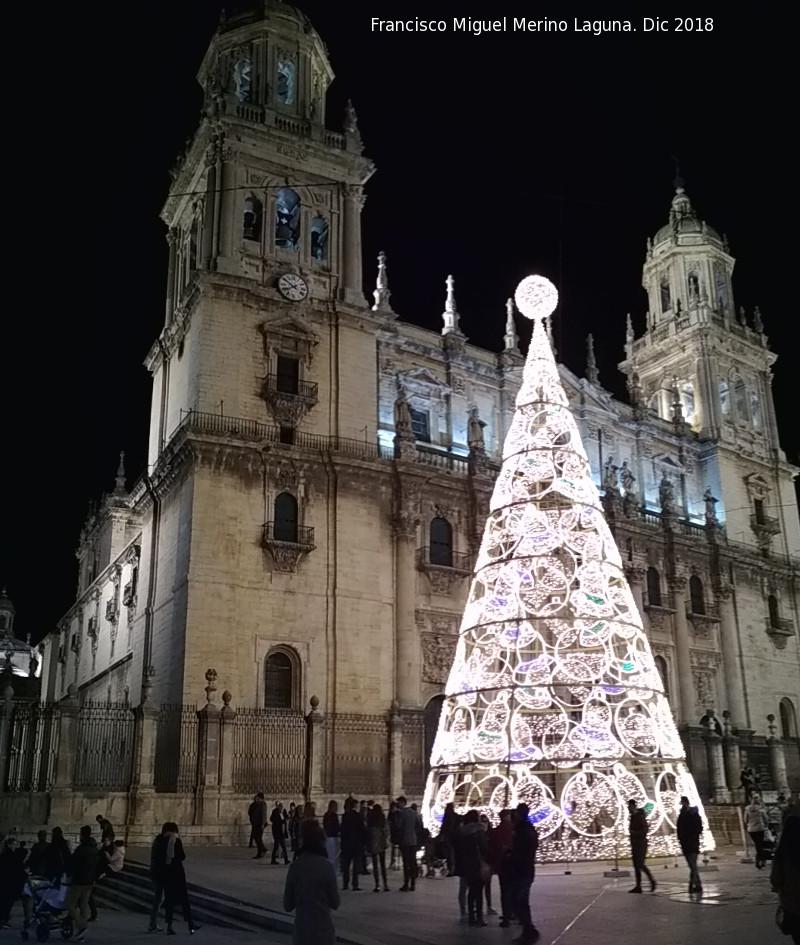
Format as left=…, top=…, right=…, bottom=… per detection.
left=388, top=700, right=404, bottom=798
left=767, top=714, right=791, bottom=795
left=165, top=229, right=177, bottom=326
left=717, top=587, right=748, bottom=731
left=219, top=691, right=236, bottom=793
left=304, top=695, right=324, bottom=803
left=0, top=685, right=14, bottom=795
left=704, top=731, right=730, bottom=802
left=722, top=712, right=744, bottom=804
left=341, top=185, right=366, bottom=306
left=671, top=578, right=695, bottom=725
left=394, top=504, right=420, bottom=708
left=49, top=683, right=80, bottom=824
left=127, top=690, right=159, bottom=828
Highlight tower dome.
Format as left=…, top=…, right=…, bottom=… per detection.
left=652, top=184, right=722, bottom=251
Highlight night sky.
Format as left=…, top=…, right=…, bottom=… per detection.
left=2, top=4, right=795, bottom=643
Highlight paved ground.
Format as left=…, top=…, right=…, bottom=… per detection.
left=0, top=846, right=784, bottom=945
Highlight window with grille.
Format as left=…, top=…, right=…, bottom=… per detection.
left=274, top=492, right=298, bottom=542
left=429, top=517, right=453, bottom=567
left=265, top=651, right=294, bottom=709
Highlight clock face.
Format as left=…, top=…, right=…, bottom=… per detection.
left=277, top=272, right=308, bottom=302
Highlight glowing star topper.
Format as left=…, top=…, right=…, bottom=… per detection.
left=514, top=275, right=559, bottom=321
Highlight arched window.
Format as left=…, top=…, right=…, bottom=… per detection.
left=681, top=383, right=695, bottom=424
left=646, top=567, right=662, bottom=607
left=429, top=517, right=453, bottom=567
left=233, top=57, right=252, bottom=103
left=654, top=655, right=669, bottom=701
left=310, top=216, right=329, bottom=261
left=780, top=698, right=798, bottom=740
left=424, top=695, right=446, bottom=765
left=689, top=575, right=705, bottom=615
left=264, top=648, right=299, bottom=709
left=687, top=272, right=699, bottom=300
left=243, top=195, right=262, bottom=241
left=768, top=594, right=780, bottom=629
left=275, top=188, right=300, bottom=250
left=660, top=278, right=671, bottom=313
left=273, top=492, right=298, bottom=542
left=276, top=59, right=296, bottom=105
left=719, top=379, right=730, bottom=416
left=733, top=376, right=749, bottom=422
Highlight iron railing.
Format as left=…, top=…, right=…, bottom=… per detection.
left=74, top=701, right=134, bottom=792
left=262, top=374, right=319, bottom=402
left=4, top=701, right=60, bottom=792
left=232, top=707, right=306, bottom=796
left=262, top=522, right=316, bottom=547
left=154, top=704, right=199, bottom=793
left=417, top=546, right=473, bottom=572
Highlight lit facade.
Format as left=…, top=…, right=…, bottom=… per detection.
left=41, top=1, right=799, bottom=808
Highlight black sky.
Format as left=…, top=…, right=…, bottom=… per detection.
left=3, top=4, right=795, bottom=642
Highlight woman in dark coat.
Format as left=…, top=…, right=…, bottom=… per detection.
left=42, top=826, right=71, bottom=883
left=460, top=810, right=490, bottom=927
left=367, top=804, right=390, bottom=892
left=283, top=820, right=340, bottom=945
left=151, top=822, right=201, bottom=935
left=0, top=837, right=27, bottom=926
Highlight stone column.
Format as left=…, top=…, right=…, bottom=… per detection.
left=671, top=581, right=696, bottom=725
left=49, top=683, right=80, bottom=824
left=0, top=685, right=14, bottom=794
left=202, top=150, right=216, bottom=270
left=388, top=700, right=404, bottom=798
left=164, top=229, right=177, bottom=326
left=767, top=714, right=791, bottom=795
left=394, top=510, right=420, bottom=708
left=341, top=184, right=366, bottom=306
left=722, top=712, right=744, bottom=804
left=194, top=670, right=221, bottom=828
left=704, top=731, right=730, bottom=802
left=304, top=695, right=324, bottom=804
left=718, top=588, right=748, bottom=731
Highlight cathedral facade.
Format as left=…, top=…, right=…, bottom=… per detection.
left=39, top=2, right=799, bottom=815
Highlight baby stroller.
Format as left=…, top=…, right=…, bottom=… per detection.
left=21, top=877, right=73, bottom=942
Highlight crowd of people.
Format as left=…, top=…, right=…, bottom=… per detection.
left=0, top=814, right=124, bottom=941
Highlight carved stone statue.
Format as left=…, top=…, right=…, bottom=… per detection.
left=467, top=407, right=486, bottom=453
left=394, top=389, right=413, bottom=439
left=704, top=488, right=718, bottom=525
left=603, top=455, right=619, bottom=491
left=620, top=460, right=636, bottom=496
left=659, top=475, right=675, bottom=516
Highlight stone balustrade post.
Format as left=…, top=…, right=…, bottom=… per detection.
left=219, top=691, right=236, bottom=792
left=388, top=700, right=404, bottom=798
left=194, top=669, right=221, bottom=826
left=704, top=730, right=730, bottom=803
left=767, top=714, right=791, bottom=796
left=304, top=695, right=324, bottom=804
left=49, top=683, right=80, bottom=824
left=0, top=685, right=15, bottom=794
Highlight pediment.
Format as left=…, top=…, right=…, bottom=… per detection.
left=259, top=313, right=318, bottom=343
left=399, top=368, right=451, bottom=394
left=653, top=453, right=685, bottom=472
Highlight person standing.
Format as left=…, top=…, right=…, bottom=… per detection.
left=490, top=809, right=514, bottom=927
left=249, top=793, right=268, bottom=859
left=367, top=804, right=390, bottom=892
left=25, top=831, right=49, bottom=878
left=340, top=798, right=367, bottom=891
left=628, top=799, right=656, bottom=893
left=42, top=826, right=70, bottom=883
left=322, top=800, right=340, bottom=868
left=771, top=814, right=800, bottom=944
left=508, top=804, right=541, bottom=945
left=441, top=802, right=458, bottom=876
left=745, top=794, right=770, bottom=869
left=460, top=810, right=490, bottom=927
left=271, top=802, right=290, bottom=865
left=0, top=837, right=27, bottom=929
left=65, top=825, right=99, bottom=941
left=676, top=796, right=703, bottom=894
left=387, top=801, right=401, bottom=870
left=283, top=820, right=340, bottom=945
left=396, top=796, right=420, bottom=892
left=152, top=822, right=200, bottom=936
left=740, top=765, right=760, bottom=804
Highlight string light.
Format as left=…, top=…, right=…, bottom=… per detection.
left=422, top=275, right=715, bottom=862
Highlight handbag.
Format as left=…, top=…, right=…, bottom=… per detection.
left=479, top=858, right=492, bottom=884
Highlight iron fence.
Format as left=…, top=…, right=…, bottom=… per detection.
left=232, top=707, right=306, bottom=797
left=325, top=713, right=390, bottom=796
left=74, top=701, right=135, bottom=792
left=4, top=701, right=60, bottom=792
left=154, top=704, right=199, bottom=793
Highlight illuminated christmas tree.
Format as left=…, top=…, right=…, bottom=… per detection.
left=423, top=276, right=714, bottom=861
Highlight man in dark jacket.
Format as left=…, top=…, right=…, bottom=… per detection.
left=65, top=825, right=99, bottom=938
left=249, top=793, right=268, bottom=858
left=628, top=799, right=656, bottom=893
left=395, top=796, right=421, bottom=892
left=507, top=804, right=540, bottom=945
left=25, top=831, right=49, bottom=877
left=676, top=795, right=703, bottom=894
left=271, top=802, right=290, bottom=865
left=340, top=798, right=368, bottom=891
